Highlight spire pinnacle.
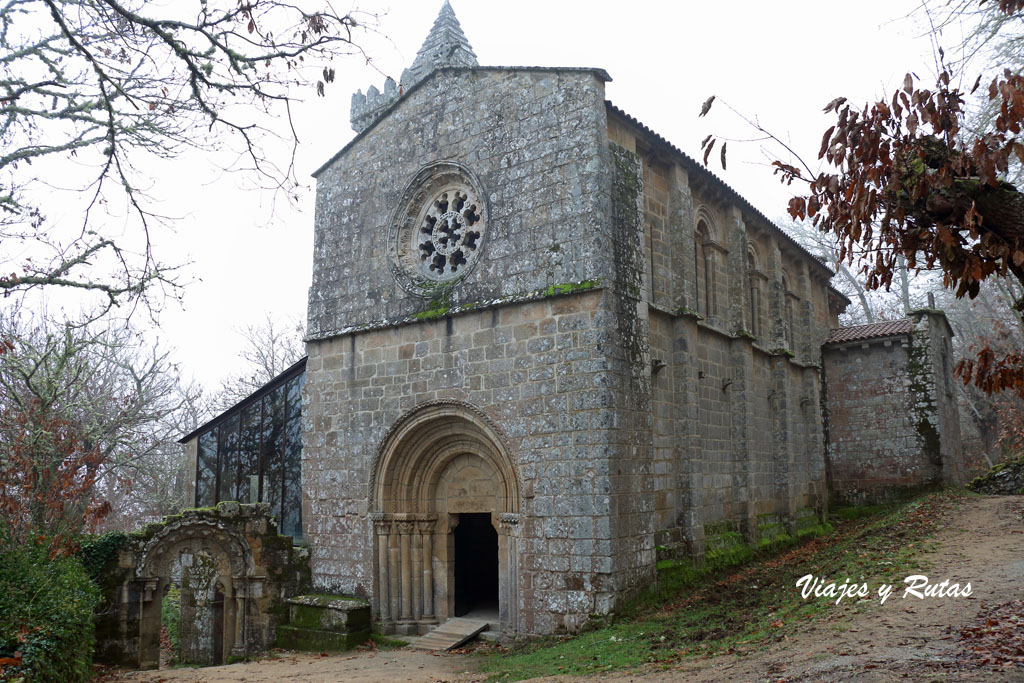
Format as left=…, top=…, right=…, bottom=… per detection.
left=403, top=1, right=478, bottom=90
left=350, top=2, right=478, bottom=133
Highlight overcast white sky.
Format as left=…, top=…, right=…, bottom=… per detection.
left=134, top=0, right=948, bottom=392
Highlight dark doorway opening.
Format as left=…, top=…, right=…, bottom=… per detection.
left=453, top=513, right=498, bottom=617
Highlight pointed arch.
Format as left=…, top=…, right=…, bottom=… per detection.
left=746, top=242, right=766, bottom=338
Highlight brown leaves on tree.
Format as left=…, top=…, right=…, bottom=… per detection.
left=699, top=95, right=715, bottom=118
left=791, top=65, right=1024, bottom=395
left=0, top=400, right=111, bottom=558
left=790, top=68, right=1024, bottom=298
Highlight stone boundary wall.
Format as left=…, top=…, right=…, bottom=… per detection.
left=822, top=311, right=964, bottom=504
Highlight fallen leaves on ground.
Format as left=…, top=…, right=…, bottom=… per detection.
left=958, top=599, right=1024, bottom=669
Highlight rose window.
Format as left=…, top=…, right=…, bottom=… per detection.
left=389, top=162, right=488, bottom=295
left=417, top=189, right=482, bottom=277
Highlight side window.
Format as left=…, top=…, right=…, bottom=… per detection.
left=782, top=271, right=797, bottom=350
left=747, top=248, right=762, bottom=338
left=695, top=217, right=717, bottom=319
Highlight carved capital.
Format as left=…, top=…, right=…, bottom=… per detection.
left=396, top=521, right=415, bottom=535
left=142, top=578, right=159, bottom=603
left=371, top=514, right=393, bottom=534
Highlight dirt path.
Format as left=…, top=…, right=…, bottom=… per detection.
left=107, top=495, right=1024, bottom=683
left=104, top=647, right=481, bottom=683
left=583, top=494, right=1024, bottom=682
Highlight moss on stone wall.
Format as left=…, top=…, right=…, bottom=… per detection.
left=540, top=279, right=601, bottom=297
left=906, top=327, right=943, bottom=471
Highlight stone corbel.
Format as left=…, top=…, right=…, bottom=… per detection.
left=498, top=513, right=520, bottom=529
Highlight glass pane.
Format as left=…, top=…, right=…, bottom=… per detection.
left=217, top=413, right=240, bottom=502
left=286, top=374, right=303, bottom=420
left=236, top=403, right=262, bottom=503
left=281, top=414, right=302, bottom=539
left=262, top=387, right=285, bottom=527
left=196, top=429, right=218, bottom=507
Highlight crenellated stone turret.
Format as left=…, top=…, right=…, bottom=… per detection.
left=350, top=1, right=478, bottom=133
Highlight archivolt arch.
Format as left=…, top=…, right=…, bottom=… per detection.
left=136, top=518, right=256, bottom=580
left=369, top=401, right=522, bottom=635
left=372, top=400, right=520, bottom=514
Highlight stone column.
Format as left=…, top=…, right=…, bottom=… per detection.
left=498, top=513, right=520, bottom=635
left=372, top=515, right=392, bottom=625
left=397, top=520, right=414, bottom=623
left=388, top=518, right=401, bottom=621
left=411, top=527, right=422, bottom=623
left=232, top=584, right=245, bottom=657
left=417, top=517, right=436, bottom=622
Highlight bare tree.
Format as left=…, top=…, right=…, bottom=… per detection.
left=213, top=313, right=304, bottom=411
left=780, top=217, right=927, bottom=324
left=934, top=277, right=1024, bottom=468
left=701, top=1, right=1024, bottom=395
left=1, top=0, right=374, bottom=312
left=0, top=307, right=202, bottom=543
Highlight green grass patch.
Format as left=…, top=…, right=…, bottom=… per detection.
left=830, top=503, right=892, bottom=521
left=478, top=490, right=964, bottom=681
left=413, top=306, right=450, bottom=321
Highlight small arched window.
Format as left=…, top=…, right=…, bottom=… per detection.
left=782, top=270, right=797, bottom=350
left=695, top=219, right=716, bottom=319
left=746, top=246, right=763, bottom=338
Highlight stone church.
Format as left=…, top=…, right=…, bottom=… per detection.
left=178, top=1, right=965, bottom=642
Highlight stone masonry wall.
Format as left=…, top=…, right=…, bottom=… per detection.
left=308, top=68, right=613, bottom=340
left=612, top=109, right=831, bottom=557
left=915, top=311, right=966, bottom=486
left=304, top=290, right=647, bottom=634
left=822, top=312, right=963, bottom=504
left=304, top=64, right=842, bottom=637
left=823, top=337, right=921, bottom=503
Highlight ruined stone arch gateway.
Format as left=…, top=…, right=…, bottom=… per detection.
left=371, top=401, right=521, bottom=634
left=134, top=517, right=256, bottom=667
left=93, top=505, right=307, bottom=669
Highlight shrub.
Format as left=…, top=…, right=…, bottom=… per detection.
left=0, top=532, right=99, bottom=682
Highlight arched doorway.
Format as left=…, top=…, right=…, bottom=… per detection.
left=134, top=519, right=256, bottom=668
left=372, top=402, right=520, bottom=635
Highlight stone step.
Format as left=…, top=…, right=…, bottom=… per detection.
left=406, top=618, right=490, bottom=651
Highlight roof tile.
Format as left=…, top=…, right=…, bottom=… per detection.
left=825, top=319, right=913, bottom=344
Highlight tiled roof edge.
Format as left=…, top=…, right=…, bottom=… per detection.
left=605, top=101, right=835, bottom=280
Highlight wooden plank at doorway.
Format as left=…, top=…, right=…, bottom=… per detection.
left=406, top=617, right=490, bottom=651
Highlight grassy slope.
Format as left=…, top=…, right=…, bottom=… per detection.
left=478, top=490, right=965, bottom=681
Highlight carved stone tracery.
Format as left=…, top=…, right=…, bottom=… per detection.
left=389, top=163, right=488, bottom=295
